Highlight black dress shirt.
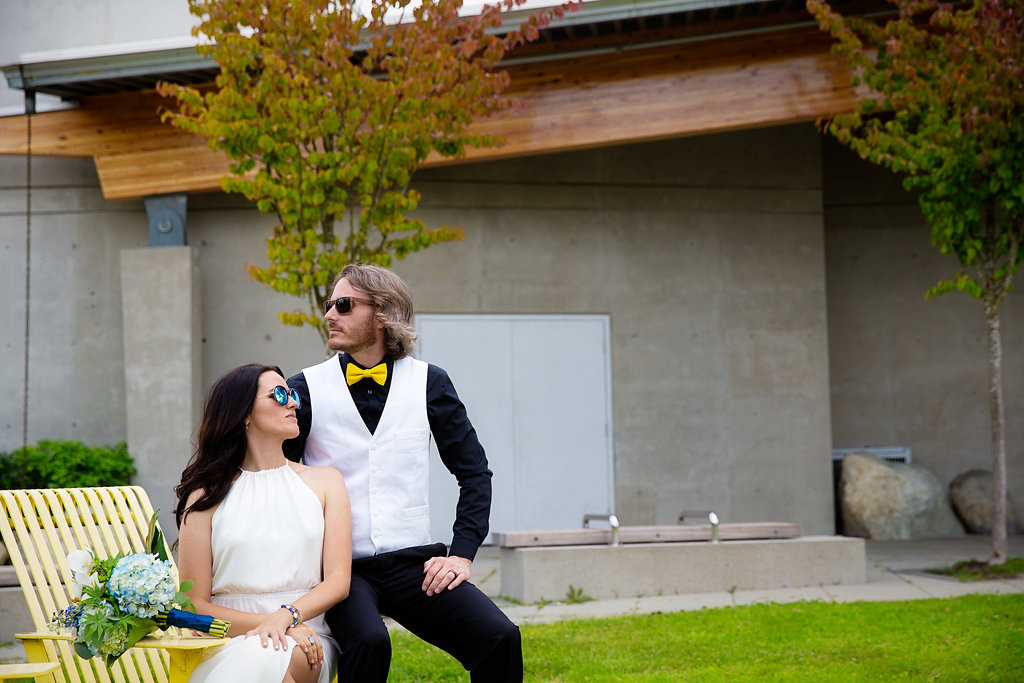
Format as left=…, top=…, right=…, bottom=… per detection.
left=283, top=353, right=492, bottom=561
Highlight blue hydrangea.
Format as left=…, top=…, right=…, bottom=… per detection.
left=106, top=553, right=178, bottom=619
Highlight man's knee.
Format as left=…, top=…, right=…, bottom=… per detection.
left=493, top=619, right=520, bottom=646
left=477, top=616, right=521, bottom=662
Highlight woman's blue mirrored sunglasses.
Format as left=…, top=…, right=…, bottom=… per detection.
left=262, top=385, right=301, bottom=408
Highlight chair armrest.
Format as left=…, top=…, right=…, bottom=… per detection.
left=17, top=632, right=228, bottom=650
left=15, top=632, right=73, bottom=641
left=135, top=635, right=231, bottom=652
left=0, top=662, right=61, bottom=681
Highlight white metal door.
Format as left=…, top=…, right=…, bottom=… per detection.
left=416, top=314, right=614, bottom=543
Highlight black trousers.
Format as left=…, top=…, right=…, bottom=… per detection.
left=326, top=543, right=522, bottom=682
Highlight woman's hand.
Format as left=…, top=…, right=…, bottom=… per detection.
left=287, top=624, right=323, bottom=670
left=245, top=608, right=295, bottom=651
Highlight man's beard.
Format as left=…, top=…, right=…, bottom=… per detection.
left=327, top=314, right=379, bottom=355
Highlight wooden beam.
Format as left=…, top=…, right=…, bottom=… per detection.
left=0, top=25, right=863, bottom=200
left=95, top=144, right=232, bottom=199
left=0, top=91, right=201, bottom=158
left=451, top=26, right=862, bottom=163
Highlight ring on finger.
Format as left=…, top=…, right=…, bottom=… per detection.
left=308, top=635, right=316, bottom=644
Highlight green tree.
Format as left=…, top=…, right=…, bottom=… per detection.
left=807, top=0, right=1023, bottom=562
left=160, top=0, right=572, bottom=341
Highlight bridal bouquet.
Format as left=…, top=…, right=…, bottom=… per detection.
left=49, top=513, right=230, bottom=668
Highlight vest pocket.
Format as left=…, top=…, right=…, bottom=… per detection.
left=395, top=504, right=430, bottom=545
left=390, top=428, right=429, bottom=443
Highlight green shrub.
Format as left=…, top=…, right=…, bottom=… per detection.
left=0, top=440, right=135, bottom=489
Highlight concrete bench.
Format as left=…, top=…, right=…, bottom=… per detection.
left=493, top=522, right=865, bottom=603
left=493, top=521, right=803, bottom=547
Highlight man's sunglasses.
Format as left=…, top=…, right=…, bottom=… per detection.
left=262, top=386, right=301, bottom=408
left=323, top=296, right=375, bottom=316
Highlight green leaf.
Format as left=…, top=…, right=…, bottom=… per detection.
left=145, top=511, right=167, bottom=561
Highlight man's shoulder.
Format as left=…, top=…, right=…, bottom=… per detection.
left=297, top=354, right=341, bottom=381
left=419, top=360, right=449, bottom=382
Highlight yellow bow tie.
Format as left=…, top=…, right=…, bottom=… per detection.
left=346, top=362, right=387, bottom=386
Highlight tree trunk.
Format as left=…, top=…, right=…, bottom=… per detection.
left=985, top=301, right=1008, bottom=563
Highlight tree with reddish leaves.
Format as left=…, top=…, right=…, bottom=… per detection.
left=807, top=0, right=1023, bottom=562
left=160, top=0, right=574, bottom=340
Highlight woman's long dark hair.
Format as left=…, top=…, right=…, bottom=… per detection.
left=174, top=363, right=284, bottom=529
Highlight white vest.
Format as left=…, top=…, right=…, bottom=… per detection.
left=302, top=354, right=431, bottom=558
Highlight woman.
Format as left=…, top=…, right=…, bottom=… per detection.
left=174, top=363, right=352, bottom=683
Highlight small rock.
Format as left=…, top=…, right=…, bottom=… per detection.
left=841, top=452, right=964, bottom=540
left=949, top=469, right=1021, bottom=534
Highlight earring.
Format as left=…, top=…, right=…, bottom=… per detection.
left=244, top=419, right=250, bottom=430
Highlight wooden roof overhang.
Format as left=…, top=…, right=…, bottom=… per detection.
left=0, top=0, right=879, bottom=201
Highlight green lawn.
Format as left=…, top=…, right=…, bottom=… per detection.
left=389, top=594, right=1024, bottom=681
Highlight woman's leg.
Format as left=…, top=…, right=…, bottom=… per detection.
left=285, top=644, right=319, bottom=683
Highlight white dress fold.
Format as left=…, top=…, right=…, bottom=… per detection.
left=187, top=464, right=339, bottom=683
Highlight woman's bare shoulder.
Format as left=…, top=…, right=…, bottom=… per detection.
left=185, top=487, right=207, bottom=506
left=290, top=461, right=345, bottom=489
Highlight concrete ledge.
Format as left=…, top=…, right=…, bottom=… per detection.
left=0, top=566, right=17, bottom=587
left=0, top=586, right=32, bottom=647
left=499, top=535, right=866, bottom=603
left=494, top=522, right=802, bottom=547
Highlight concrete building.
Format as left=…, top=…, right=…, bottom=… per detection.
left=0, top=0, right=1020, bottom=542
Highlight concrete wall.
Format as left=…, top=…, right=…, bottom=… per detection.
left=0, top=163, right=327, bottom=516
left=5, top=123, right=1017, bottom=542
left=1, top=157, right=146, bottom=448
left=400, top=124, right=835, bottom=532
left=1, top=124, right=838, bottom=537
left=823, top=136, right=1023, bottom=500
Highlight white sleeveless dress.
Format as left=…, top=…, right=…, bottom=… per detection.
left=188, top=464, right=339, bottom=683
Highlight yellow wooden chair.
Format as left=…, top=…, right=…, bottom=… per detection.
left=0, top=487, right=227, bottom=683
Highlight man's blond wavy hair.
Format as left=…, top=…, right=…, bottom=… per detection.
left=335, top=264, right=418, bottom=359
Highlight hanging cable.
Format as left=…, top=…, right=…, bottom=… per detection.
left=21, top=84, right=34, bottom=487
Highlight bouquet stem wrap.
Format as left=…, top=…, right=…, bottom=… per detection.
left=154, top=608, right=230, bottom=637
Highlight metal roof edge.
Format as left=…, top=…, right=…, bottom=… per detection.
left=1, top=0, right=783, bottom=93
left=3, top=46, right=212, bottom=90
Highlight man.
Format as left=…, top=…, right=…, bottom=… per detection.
left=283, top=263, right=521, bottom=681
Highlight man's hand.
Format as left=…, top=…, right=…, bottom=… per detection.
left=422, top=554, right=472, bottom=596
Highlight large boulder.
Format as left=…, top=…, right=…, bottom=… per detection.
left=840, top=452, right=964, bottom=540
left=949, top=469, right=1022, bottom=534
